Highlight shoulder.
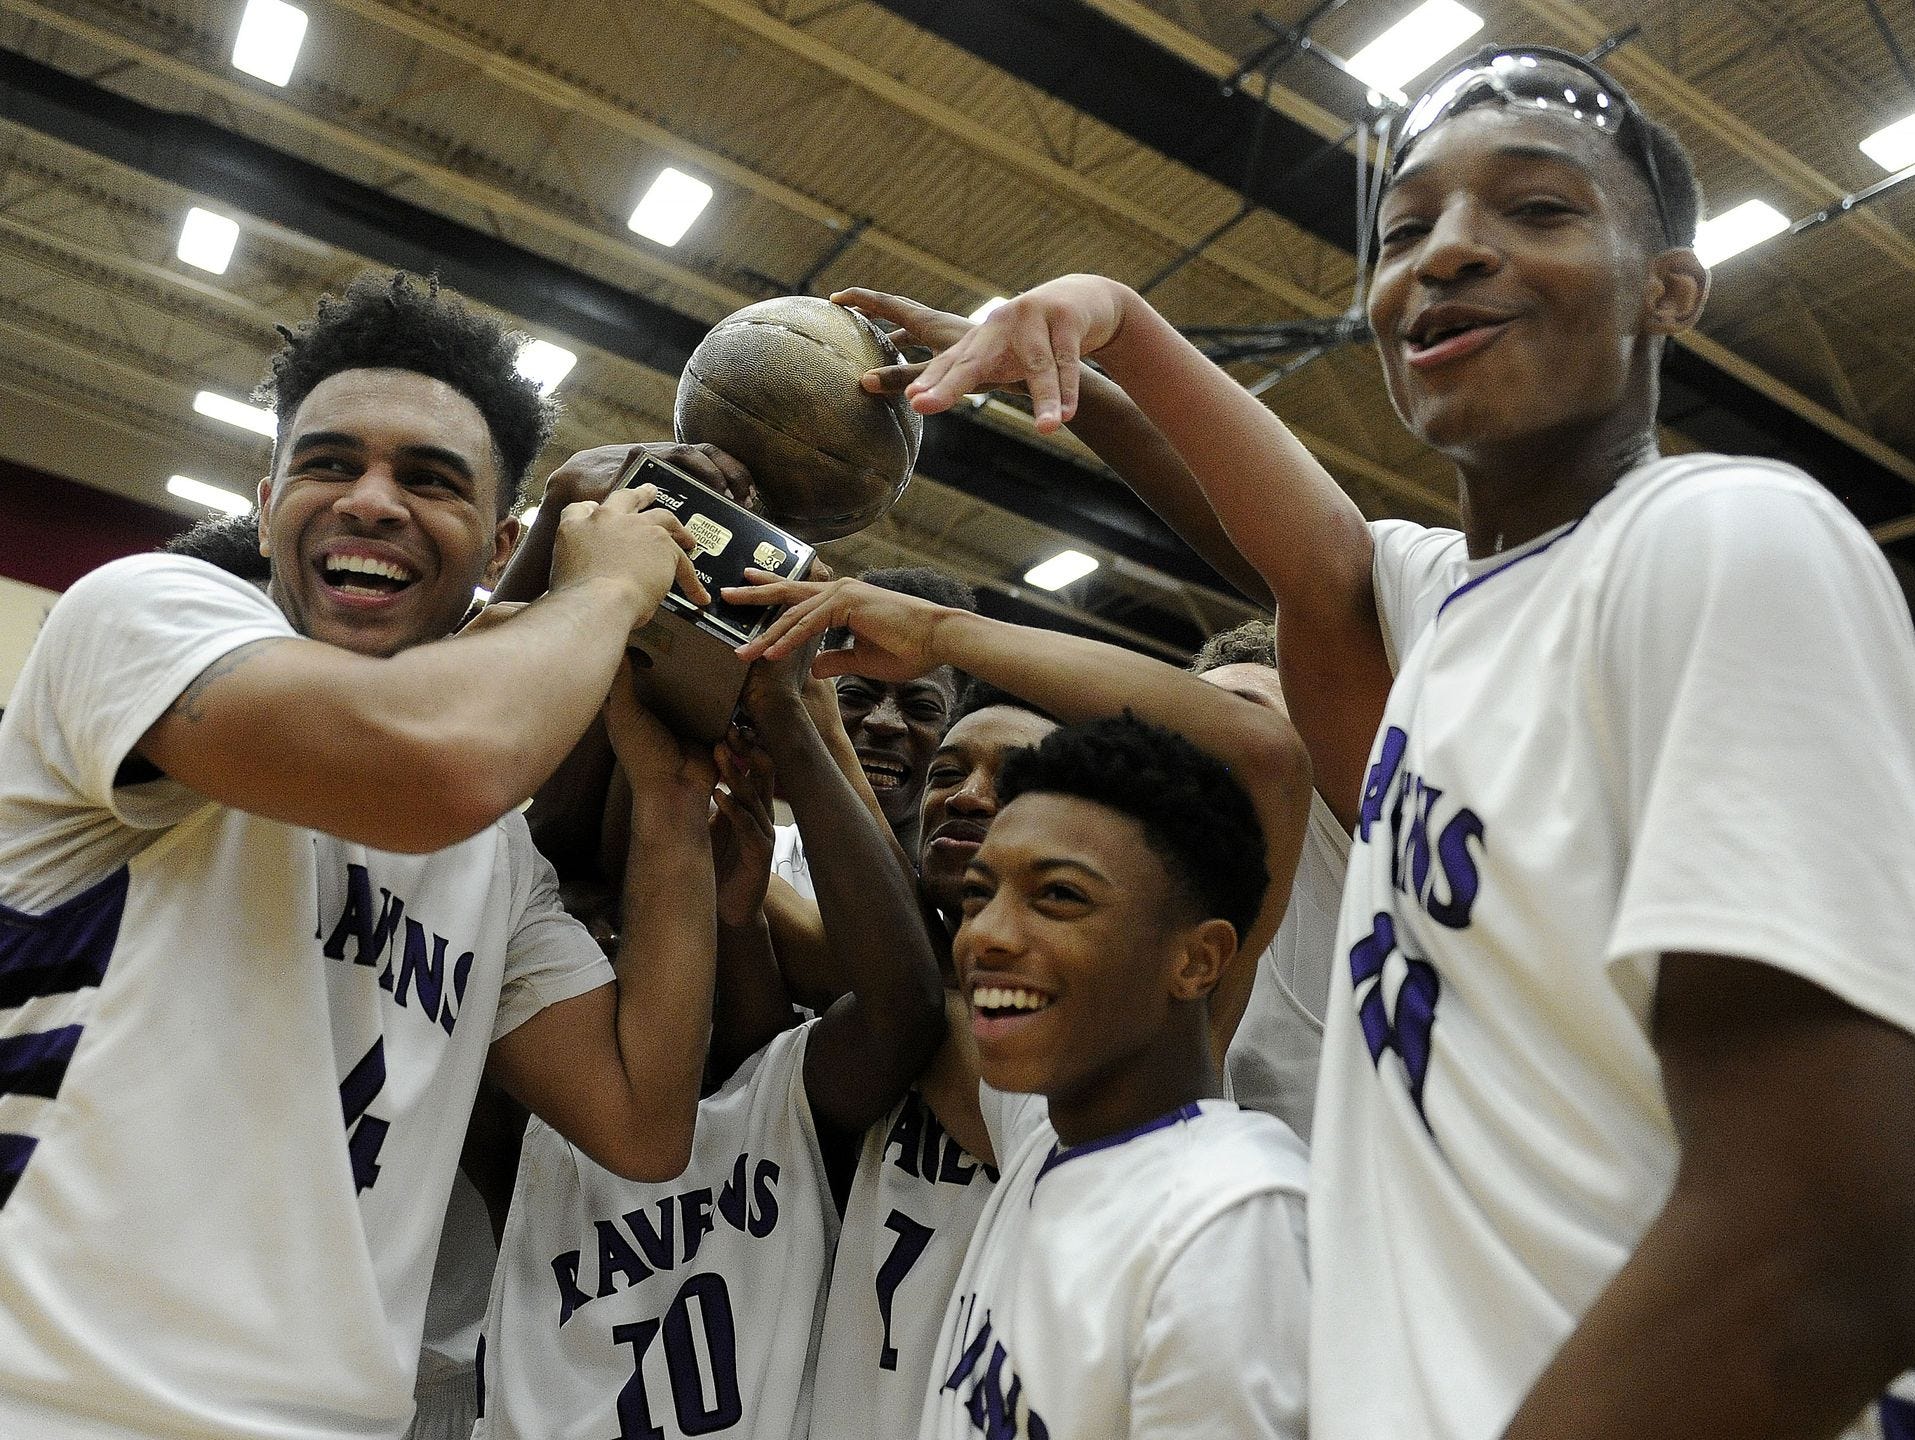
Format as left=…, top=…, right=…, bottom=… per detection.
left=1602, top=453, right=1851, bottom=556
left=59, top=552, right=278, bottom=620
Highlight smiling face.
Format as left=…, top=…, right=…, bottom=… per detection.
left=257, top=368, right=519, bottom=657
left=834, top=667, right=959, bottom=842
left=951, top=792, right=1217, bottom=1114
left=916, top=705, right=1058, bottom=919
left=1367, top=105, right=1674, bottom=462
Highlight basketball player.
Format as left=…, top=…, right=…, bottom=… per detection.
left=0, top=272, right=726, bottom=1439
left=929, top=712, right=1309, bottom=1439
left=475, top=640, right=945, bottom=1439
left=895, top=46, right=1915, bottom=1440
left=803, top=685, right=1053, bottom=1440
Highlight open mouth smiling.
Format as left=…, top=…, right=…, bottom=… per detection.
left=316, top=550, right=420, bottom=600
left=1403, top=304, right=1517, bottom=368
left=858, top=753, right=911, bottom=793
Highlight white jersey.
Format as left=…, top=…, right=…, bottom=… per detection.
left=920, top=1091, right=1309, bottom=1440
left=808, top=1087, right=998, bottom=1440
left=476, top=1022, right=836, bottom=1440
left=0, top=555, right=613, bottom=1440
left=1223, top=784, right=1349, bottom=1140
left=406, top=1168, right=497, bottom=1440
left=771, top=822, right=815, bottom=902
left=1310, top=455, right=1915, bottom=1440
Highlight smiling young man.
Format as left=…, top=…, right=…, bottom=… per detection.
left=887, top=44, right=1915, bottom=1440
left=921, top=714, right=1310, bottom=1440
left=0, top=272, right=727, bottom=1440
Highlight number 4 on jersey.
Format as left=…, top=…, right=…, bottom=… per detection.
left=1348, top=913, right=1441, bottom=1114
left=338, top=1037, right=390, bottom=1192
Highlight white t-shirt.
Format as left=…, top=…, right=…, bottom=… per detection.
left=771, top=822, right=815, bottom=903
left=475, top=1022, right=835, bottom=1440
left=919, top=1091, right=1309, bottom=1440
left=1223, top=785, right=1349, bottom=1141
left=1310, top=455, right=1915, bottom=1440
left=808, top=1087, right=998, bottom=1440
left=0, top=555, right=613, bottom=1440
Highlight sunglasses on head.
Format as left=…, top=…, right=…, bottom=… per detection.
left=1388, top=45, right=1675, bottom=247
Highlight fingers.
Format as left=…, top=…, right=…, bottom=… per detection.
left=808, top=645, right=862, bottom=680
left=722, top=571, right=829, bottom=613
left=831, top=287, right=918, bottom=328
left=1050, top=314, right=1082, bottom=428
left=735, top=590, right=838, bottom=661
left=652, top=442, right=756, bottom=508
left=673, top=546, right=712, bottom=608
left=861, top=359, right=928, bottom=395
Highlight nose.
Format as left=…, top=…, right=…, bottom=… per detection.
left=861, top=694, right=908, bottom=739
left=1414, top=200, right=1502, bottom=286
left=946, top=767, right=998, bottom=818
left=333, top=464, right=409, bottom=527
left=955, top=887, right=1022, bottom=973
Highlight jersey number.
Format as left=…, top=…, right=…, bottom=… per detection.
left=1348, top=912, right=1441, bottom=1114
left=612, top=1272, right=742, bottom=1438
left=874, top=1209, right=936, bottom=1371
left=338, top=1037, right=390, bottom=1192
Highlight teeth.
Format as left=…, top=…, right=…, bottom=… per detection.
left=973, top=985, right=1050, bottom=1013
left=325, top=554, right=414, bottom=583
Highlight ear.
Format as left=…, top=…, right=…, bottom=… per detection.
left=1645, top=247, right=1709, bottom=337
left=482, top=514, right=522, bottom=589
left=1168, top=917, right=1239, bottom=1004
left=255, top=477, right=275, bottom=557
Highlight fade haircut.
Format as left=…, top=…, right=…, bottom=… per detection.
left=162, top=512, right=271, bottom=583
left=996, top=712, right=1268, bottom=944
left=1188, top=618, right=1276, bottom=676
left=258, top=271, right=556, bottom=514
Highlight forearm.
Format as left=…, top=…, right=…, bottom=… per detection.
left=1066, top=365, right=1272, bottom=606
left=711, top=915, right=796, bottom=1082
left=608, top=791, right=718, bottom=1169
left=490, top=508, right=559, bottom=605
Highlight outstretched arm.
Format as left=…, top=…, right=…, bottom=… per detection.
left=1504, top=955, right=1915, bottom=1439
left=847, top=279, right=1391, bottom=827
left=741, top=661, right=946, bottom=1142
left=487, top=663, right=718, bottom=1183
left=140, top=485, right=707, bottom=853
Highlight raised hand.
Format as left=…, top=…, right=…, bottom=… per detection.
left=543, top=440, right=757, bottom=512
left=550, top=482, right=710, bottom=626
left=884, top=274, right=1130, bottom=433
left=725, top=574, right=951, bottom=678
left=710, top=729, right=777, bottom=929
left=832, top=288, right=979, bottom=397
left=602, top=655, right=716, bottom=803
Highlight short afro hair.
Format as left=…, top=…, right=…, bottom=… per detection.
left=258, top=271, right=556, bottom=515
left=950, top=678, right=1056, bottom=729
left=1189, top=619, right=1276, bottom=676
left=162, top=512, right=270, bottom=583
left=1643, top=114, right=1703, bottom=251
left=996, top=712, right=1268, bottom=944
left=826, top=565, right=978, bottom=653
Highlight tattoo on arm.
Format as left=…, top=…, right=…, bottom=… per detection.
left=166, top=639, right=286, bottom=723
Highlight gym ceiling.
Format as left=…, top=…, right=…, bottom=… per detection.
left=3, top=0, right=1913, bottom=658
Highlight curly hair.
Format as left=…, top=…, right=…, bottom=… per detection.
left=162, top=512, right=270, bottom=583
left=996, top=712, right=1268, bottom=944
left=1188, top=618, right=1276, bottom=676
left=257, top=271, right=556, bottom=514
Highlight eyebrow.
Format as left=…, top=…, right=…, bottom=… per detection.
left=1391, top=139, right=1597, bottom=190
left=288, top=431, right=478, bottom=481
left=1028, top=857, right=1111, bottom=886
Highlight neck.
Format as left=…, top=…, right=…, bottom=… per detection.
left=1044, top=1012, right=1220, bottom=1148
left=1452, top=411, right=1659, bottom=559
left=890, top=809, right=922, bottom=859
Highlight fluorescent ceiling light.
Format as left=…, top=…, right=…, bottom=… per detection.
left=168, top=475, right=252, bottom=516
left=232, top=0, right=308, bottom=86
left=1346, top=0, right=1484, bottom=101
left=515, top=339, right=578, bottom=395
left=194, top=390, right=278, bottom=438
left=1024, top=549, right=1099, bottom=591
left=1693, top=199, right=1789, bottom=268
left=1860, top=110, right=1915, bottom=173
left=968, top=296, right=1010, bottom=324
left=177, top=208, right=240, bottom=274
left=627, top=168, right=713, bottom=246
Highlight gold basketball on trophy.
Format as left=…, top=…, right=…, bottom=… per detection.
left=673, top=295, right=923, bottom=542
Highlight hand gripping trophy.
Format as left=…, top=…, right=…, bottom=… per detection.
left=623, top=296, right=923, bottom=739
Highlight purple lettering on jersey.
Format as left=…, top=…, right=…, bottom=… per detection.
left=0, top=1132, right=39, bottom=1208
left=1881, top=1394, right=1915, bottom=1440
left=625, top=1200, right=677, bottom=1272
left=1348, top=912, right=1443, bottom=1119
left=596, top=1219, right=655, bottom=1297
left=1358, top=727, right=1408, bottom=843
left=338, top=1036, right=390, bottom=1192
left=394, top=918, right=451, bottom=1022
left=661, top=1272, right=742, bottom=1433
left=552, top=1249, right=592, bottom=1326
left=0, top=864, right=125, bottom=1008
left=0, top=1024, right=81, bottom=1099
left=747, top=1159, right=780, bottom=1238
left=680, top=1188, right=716, bottom=1263
left=321, top=865, right=404, bottom=968
left=716, top=1154, right=749, bottom=1231
left=322, top=865, right=473, bottom=1037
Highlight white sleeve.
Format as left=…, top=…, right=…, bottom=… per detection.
left=30, top=555, right=292, bottom=816
left=1130, top=1190, right=1310, bottom=1440
left=976, top=1082, right=1048, bottom=1163
left=1369, top=518, right=1468, bottom=669
left=1597, top=464, right=1915, bottom=1036
left=492, top=815, right=616, bottom=1042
